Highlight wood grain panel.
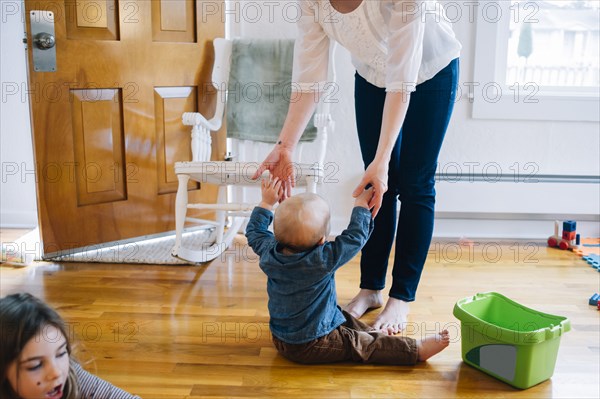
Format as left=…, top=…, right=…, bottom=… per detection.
left=152, top=0, right=196, bottom=42
left=76, top=0, right=108, bottom=28
left=160, top=0, right=187, bottom=31
left=154, top=87, right=200, bottom=195
left=71, top=89, right=126, bottom=206
left=65, top=0, right=119, bottom=40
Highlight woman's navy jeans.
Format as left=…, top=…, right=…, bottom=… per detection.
left=354, top=58, right=459, bottom=301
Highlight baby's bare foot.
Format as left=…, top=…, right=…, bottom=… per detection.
left=417, top=330, right=450, bottom=361
left=371, top=297, right=409, bottom=335
left=343, top=289, right=384, bottom=319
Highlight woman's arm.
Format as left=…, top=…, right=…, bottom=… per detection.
left=353, top=91, right=410, bottom=217
left=252, top=92, right=321, bottom=199
left=252, top=0, right=329, bottom=200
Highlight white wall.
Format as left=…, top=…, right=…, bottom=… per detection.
left=2, top=0, right=599, bottom=238
left=1, top=0, right=38, bottom=228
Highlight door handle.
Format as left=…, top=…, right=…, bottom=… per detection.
left=34, top=33, right=56, bottom=50
left=30, top=11, right=57, bottom=72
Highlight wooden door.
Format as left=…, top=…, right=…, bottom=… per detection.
left=24, top=0, right=225, bottom=257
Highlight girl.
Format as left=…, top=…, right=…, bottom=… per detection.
left=0, top=293, right=140, bottom=399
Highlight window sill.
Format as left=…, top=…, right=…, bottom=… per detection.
left=472, top=91, right=600, bottom=122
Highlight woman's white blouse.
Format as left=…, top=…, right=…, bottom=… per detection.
left=292, top=0, right=462, bottom=92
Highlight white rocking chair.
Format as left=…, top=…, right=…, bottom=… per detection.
left=171, top=38, right=336, bottom=263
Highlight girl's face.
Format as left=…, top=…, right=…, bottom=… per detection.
left=6, top=325, right=70, bottom=399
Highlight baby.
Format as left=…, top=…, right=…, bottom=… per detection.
left=245, top=177, right=449, bottom=365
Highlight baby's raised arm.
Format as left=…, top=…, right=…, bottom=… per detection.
left=320, top=188, right=376, bottom=271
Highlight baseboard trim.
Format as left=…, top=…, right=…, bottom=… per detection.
left=435, top=211, right=599, bottom=222
left=331, top=212, right=600, bottom=239
left=433, top=218, right=599, bottom=240
left=435, top=173, right=600, bottom=184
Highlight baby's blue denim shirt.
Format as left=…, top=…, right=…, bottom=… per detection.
left=246, top=206, right=374, bottom=344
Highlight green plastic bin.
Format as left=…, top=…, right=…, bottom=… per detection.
left=453, top=292, right=570, bottom=389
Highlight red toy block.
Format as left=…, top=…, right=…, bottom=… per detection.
left=562, top=231, right=576, bottom=241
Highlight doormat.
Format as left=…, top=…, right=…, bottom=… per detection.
left=53, top=228, right=216, bottom=265
left=2, top=228, right=217, bottom=266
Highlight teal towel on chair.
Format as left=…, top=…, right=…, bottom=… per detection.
left=226, top=39, right=317, bottom=143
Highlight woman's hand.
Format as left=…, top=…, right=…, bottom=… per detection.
left=252, top=146, right=295, bottom=201
left=352, top=159, right=389, bottom=218
left=251, top=91, right=320, bottom=201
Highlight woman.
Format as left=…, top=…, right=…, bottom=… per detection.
left=253, top=0, right=461, bottom=334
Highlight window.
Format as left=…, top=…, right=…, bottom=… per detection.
left=472, top=0, right=599, bottom=121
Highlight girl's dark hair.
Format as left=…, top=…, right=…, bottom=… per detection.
left=0, top=293, right=79, bottom=398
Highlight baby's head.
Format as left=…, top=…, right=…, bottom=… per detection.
left=0, top=293, right=78, bottom=399
left=274, top=193, right=330, bottom=252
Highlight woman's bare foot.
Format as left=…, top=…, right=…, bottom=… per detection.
left=371, top=297, right=409, bottom=335
left=417, top=330, right=450, bottom=361
left=343, top=289, right=384, bottom=319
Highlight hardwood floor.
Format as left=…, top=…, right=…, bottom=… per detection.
left=1, top=233, right=598, bottom=398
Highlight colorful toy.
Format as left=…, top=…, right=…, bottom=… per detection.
left=589, top=293, right=599, bottom=306
left=547, top=220, right=580, bottom=251
left=572, top=238, right=600, bottom=257
left=582, top=254, right=600, bottom=271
